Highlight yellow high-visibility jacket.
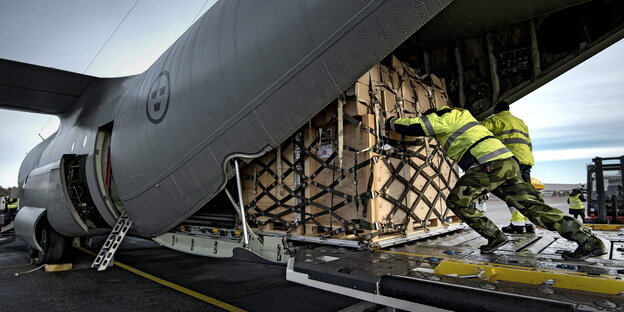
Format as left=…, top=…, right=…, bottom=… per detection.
left=568, top=194, right=584, bottom=210
left=480, top=111, right=535, bottom=166
left=388, top=107, right=513, bottom=168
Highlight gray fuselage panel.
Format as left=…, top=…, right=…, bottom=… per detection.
left=18, top=0, right=453, bottom=236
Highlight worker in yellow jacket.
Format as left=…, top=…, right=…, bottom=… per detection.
left=567, top=188, right=587, bottom=222
left=481, top=101, right=535, bottom=234
left=386, top=106, right=605, bottom=260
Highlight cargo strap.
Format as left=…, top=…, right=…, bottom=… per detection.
left=377, top=143, right=454, bottom=231
left=246, top=124, right=457, bottom=241
left=243, top=65, right=459, bottom=242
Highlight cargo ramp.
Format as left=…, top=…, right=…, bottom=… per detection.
left=286, top=227, right=624, bottom=311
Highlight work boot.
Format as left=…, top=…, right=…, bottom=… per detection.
left=561, top=236, right=607, bottom=261
left=501, top=224, right=524, bottom=234
left=525, top=224, right=535, bottom=233
left=480, top=233, right=509, bottom=254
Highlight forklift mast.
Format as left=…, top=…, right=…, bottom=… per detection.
left=586, top=156, right=624, bottom=224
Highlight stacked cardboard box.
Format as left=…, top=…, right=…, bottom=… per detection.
left=242, top=56, right=460, bottom=243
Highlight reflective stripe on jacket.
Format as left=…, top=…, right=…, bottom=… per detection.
left=569, top=194, right=584, bottom=210
left=391, top=107, right=513, bottom=164
left=480, top=111, right=535, bottom=166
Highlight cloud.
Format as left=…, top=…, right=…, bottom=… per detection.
left=534, top=146, right=624, bottom=162
left=531, top=159, right=589, bottom=184
left=514, top=84, right=624, bottom=133
left=510, top=40, right=624, bottom=180
left=512, top=40, right=624, bottom=136
left=528, top=123, right=624, bottom=151
left=0, top=111, right=59, bottom=186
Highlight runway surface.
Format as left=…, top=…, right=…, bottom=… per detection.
left=0, top=196, right=572, bottom=311
left=482, top=195, right=570, bottom=224
left=0, top=236, right=363, bottom=312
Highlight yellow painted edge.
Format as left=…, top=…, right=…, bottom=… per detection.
left=586, top=224, right=624, bottom=231
left=434, top=260, right=624, bottom=295
left=77, top=247, right=246, bottom=312
left=375, top=249, right=615, bottom=278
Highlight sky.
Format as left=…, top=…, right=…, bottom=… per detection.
left=0, top=0, right=217, bottom=187
left=511, top=39, right=624, bottom=184
left=0, top=1, right=622, bottom=187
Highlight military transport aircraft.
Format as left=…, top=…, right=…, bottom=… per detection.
left=1, top=0, right=623, bottom=264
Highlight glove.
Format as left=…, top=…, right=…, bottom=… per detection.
left=385, top=117, right=396, bottom=132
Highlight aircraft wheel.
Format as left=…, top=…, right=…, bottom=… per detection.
left=34, top=223, right=68, bottom=264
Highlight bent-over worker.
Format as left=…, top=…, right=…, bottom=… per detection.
left=481, top=101, right=535, bottom=234
left=386, top=106, right=605, bottom=260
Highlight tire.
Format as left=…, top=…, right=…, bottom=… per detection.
left=35, top=223, right=69, bottom=264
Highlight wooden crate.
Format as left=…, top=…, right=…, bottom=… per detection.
left=242, top=56, right=460, bottom=242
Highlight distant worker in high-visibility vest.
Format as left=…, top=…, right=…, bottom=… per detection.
left=567, top=188, right=587, bottom=222
left=4, top=198, right=18, bottom=223
left=481, top=101, right=535, bottom=234
left=386, top=106, right=606, bottom=260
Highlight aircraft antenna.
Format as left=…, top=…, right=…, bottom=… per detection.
left=37, top=115, right=54, bottom=141
left=190, top=0, right=212, bottom=26
left=83, top=0, right=140, bottom=74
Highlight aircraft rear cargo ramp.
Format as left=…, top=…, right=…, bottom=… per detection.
left=287, top=227, right=624, bottom=311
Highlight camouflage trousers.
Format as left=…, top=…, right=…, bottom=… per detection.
left=447, top=158, right=593, bottom=243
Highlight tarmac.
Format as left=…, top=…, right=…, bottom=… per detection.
left=0, top=235, right=365, bottom=312
left=482, top=194, right=571, bottom=224
left=0, top=196, right=583, bottom=312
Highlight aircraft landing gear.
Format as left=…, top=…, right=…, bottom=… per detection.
left=31, top=222, right=69, bottom=264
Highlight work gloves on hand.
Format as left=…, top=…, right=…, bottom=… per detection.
left=385, top=117, right=396, bottom=132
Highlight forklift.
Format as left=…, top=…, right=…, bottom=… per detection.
left=585, top=156, right=624, bottom=224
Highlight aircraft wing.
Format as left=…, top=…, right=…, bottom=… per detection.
left=0, top=58, right=96, bottom=115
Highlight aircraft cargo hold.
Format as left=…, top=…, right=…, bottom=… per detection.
left=241, top=56, right=461, bottom=245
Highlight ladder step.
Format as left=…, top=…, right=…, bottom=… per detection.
left=91, top=212, right=133, bottom=271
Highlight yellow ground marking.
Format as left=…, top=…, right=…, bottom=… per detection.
left=375, top=249, right=624, bottom=294
left=77, top=247, right=246, bottom=312
left=586, top=224, right=624, bottom=231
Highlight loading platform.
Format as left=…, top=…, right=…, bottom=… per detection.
left=287, top=227, right=624, bottom=311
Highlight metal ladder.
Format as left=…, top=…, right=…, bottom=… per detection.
left=91, top=212, right=133, bottom=271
